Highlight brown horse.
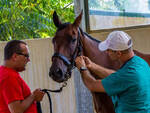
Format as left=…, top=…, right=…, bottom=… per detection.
left=49, top=11, right=150, bottom=113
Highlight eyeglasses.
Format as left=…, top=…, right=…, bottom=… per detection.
left=16, top=52, right=29, bottom=59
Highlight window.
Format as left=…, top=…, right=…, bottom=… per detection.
left=87, top=0, right=150, bottom=31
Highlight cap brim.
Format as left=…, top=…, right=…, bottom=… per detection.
left=98, top=41, right=109, bottom=51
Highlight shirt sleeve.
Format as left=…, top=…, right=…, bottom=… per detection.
left=2, top=76, right=24, bottom=104
left=101, top=70, right=133, bottom=96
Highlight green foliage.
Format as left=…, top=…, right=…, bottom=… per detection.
left=0, top=0, right=74, bottom=41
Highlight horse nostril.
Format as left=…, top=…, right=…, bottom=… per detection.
left=49, top=67, right=64, bottom=82
left=56, top=68, right=63, bottom=76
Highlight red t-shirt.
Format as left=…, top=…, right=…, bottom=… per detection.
left=0, top=66, right=37, bottom=113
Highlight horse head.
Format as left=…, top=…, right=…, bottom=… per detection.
left=49, top=11, right=83, bottom=83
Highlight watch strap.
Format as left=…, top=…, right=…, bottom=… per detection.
left=80, top=66, right=88, bottom=72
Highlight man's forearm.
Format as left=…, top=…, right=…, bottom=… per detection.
left=20, top=94, right=35, bottom=111
left=8, top=94, right=35, bottom=113
left=89, top=63, right=115, bottom=79
left=80, top=70, right=105, bottom=92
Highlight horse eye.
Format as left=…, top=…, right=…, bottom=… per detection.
left=72, top=38, right=76, bottom=43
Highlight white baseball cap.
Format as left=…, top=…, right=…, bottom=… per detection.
left=98, top=31, right=133, bottom=51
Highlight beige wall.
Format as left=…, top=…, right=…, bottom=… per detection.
left=0, top=38, right=77, bottom=113
left=90, top=27, right=150, bottom=54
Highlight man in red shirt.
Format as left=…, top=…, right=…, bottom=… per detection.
left=0, top=40, right=45, bottom=113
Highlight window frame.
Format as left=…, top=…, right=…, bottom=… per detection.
left=84, top=0, right=150, bottom=33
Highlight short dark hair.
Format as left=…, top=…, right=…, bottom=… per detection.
left=4, top=40, right=27, bottom=60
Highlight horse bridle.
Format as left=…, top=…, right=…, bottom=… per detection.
left=52, top=28, right=83, bottom=78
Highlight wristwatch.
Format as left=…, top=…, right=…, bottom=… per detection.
left=80, top=66, right=88, bottom=72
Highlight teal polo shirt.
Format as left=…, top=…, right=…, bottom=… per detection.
left=102, top=56, right=150, bottom=113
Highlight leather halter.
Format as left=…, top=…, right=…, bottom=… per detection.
left=52, top=28, right=83, bottom=77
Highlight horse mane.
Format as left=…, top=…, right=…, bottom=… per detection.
left=78, top=27, right=101, bottom=43
left=84, top=32, right=101, bottom=43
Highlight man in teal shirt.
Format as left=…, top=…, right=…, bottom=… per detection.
left=75, top=31, right=150, bottom=113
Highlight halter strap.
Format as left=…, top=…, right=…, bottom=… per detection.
left=52, top=53, right=71, bottom=66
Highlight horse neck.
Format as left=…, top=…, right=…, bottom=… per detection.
left=80, top=33, right=99, bottom=59
left=80, top=33, right=121, bottom=70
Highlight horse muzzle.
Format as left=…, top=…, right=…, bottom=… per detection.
left=49, top=66, right=71, bottom=83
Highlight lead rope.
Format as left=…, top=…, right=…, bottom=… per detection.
left=37, top=82, right=67, bottom=113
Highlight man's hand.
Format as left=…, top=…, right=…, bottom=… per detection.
left=32, top=88, right=45, bottom=102
left=83, top=56, right=93, bottom=69
left=75, top=56, right=86, bottom=69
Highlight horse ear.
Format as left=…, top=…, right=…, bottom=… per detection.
left=53, top=11, right=62, bottom=28
left=73, top=10, right=83, bottom=28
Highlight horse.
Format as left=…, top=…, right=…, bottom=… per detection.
left=49, top=11, right=150, bottom=113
